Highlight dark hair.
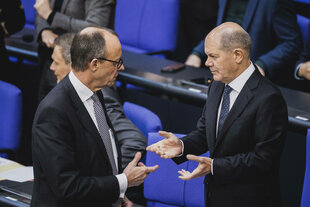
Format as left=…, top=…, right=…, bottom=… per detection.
left=54, top=33, right=75, bottom=64
left=70, top=31, right=106, bottom=72
left=220, top=30, right=252, bottom=57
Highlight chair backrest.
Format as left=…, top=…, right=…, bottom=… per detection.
left=21, top=0, right=36, bottom=29
left=123, top=102, right=162, bottom=137
left=115, top=0, right=179, bottom=57
left=0, top=81, right=22, bottom=158
left=297, top=14, right=310, bottom=44
left=301, top=129, right=310, bottom=207
left=144, top=132, right=208, bottom=207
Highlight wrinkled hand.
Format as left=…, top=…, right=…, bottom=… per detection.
left=146, top=131, right=182, bottom=159
left=123, top=152, right=159, bottom=187
left=255, top=64, right=265, bottom=77
left=41, top=30, right=58, bottom=48
left=185, top=54, right=202, bottom=68
left=298, top=61, right=310, bottom=80
left=178, top=154, right=212, bottom=180
left=119, top=196, right=133, bottom=207
left=34, top=0, right=52, bottom=20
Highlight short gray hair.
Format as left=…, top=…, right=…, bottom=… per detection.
left=54, top=33, right=75, bottom=64
left=220, top=30, right=252, bottom=56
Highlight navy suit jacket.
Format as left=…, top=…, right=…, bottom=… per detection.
left=193, top=0, right=302, bottom=80
left=174, top=68, right=288, bottom=207
left=295, top=32, right=310, bottom=91
left=31, top=76, right=122, bottom=207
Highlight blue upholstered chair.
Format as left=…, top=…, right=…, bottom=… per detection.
left=145, top=132, right=208, bottom=207
left=0, top=81, right=22, bottom=158
left=297, top=14, right=310, bottom=44
left=301, top=129, right=310, bottom=207
left=21, top=0, right=36, bottom=29
left=123, top=102, right=162, bottom=137
left=115, top=0, right=179, bottom=58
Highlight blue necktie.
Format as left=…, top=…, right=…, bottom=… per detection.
left=218, top=85, right=232, bottom=134
left=92, top=93, right=117, bottom=175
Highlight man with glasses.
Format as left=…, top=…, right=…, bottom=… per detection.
left=49, top=32, right=148, bottom=205
left=32, top=27, right=158, bottom=207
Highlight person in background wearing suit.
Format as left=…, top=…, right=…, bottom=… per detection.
left=50, top=32, right=148, bottom=204
left=34, top=0, right=115, bottom=101
left=295, top=34, right=310, bottom=92
left=32, top=27, right=158, bottom=207
left=0, top=0, right=25, bottom=82
left=147, top=22, right=288, bottom=207
left=185, top=0, right=302, bottom=87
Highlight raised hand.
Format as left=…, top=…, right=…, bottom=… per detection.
left=123, top=152, right=159, bottom=187
left=178, top=154, right=212, bottom=180
left=34, top=0, right=52, bottom=20
left=146, top=131, right=182, bottom=159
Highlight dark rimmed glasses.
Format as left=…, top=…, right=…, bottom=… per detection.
left=96, top=57, right=123, bottom=69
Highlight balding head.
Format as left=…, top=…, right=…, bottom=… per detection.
left=207, top=22, right=252, bottom=58
left=70, top=27, right=120, bottom=72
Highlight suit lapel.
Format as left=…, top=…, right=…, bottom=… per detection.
left=217, top=0, right=227, bottom=26
left=205, top=82, right=225, bottom=155
left=62, top=77, right=112, bottom=169
left=215, top=69, right=261, bottom=149
left=242, top=0, right=259, bottom=30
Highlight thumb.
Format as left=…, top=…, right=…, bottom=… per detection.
left=186, top=154, right=203, bottom=162
left=158, top=130, right=173, bottom=139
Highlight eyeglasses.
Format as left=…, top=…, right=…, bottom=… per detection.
left=96, top=57, right=123, bottom=69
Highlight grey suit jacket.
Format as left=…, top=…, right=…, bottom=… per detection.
left=35, top=0, right=115, bottom=38
left=102, top=86, right=147, bottom=170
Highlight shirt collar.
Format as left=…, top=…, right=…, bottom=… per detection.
left=228, top=62, right=255, bottom=93
left=69, top=71, right=94, bottom=102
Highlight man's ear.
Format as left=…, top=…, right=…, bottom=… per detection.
left=233, top=48, right=244, bottom=64
left=89, top=59, right=99, bottom=72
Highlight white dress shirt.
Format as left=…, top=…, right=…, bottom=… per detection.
left=69, top=71, right=127, bottom=198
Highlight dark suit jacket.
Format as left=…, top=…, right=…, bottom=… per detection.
left=193, top=0, right=302, bottom=81
left=102, top=86, right=147, bottom=170
left=32, top=76, right=122, bottom=207
left=174, top=69, right=288, bottom=207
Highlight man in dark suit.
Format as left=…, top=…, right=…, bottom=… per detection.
left=147, top=22, right=288, bottom=207
left=185, top=0, right=302, bottom=86
left=32, top=27, right=158, bottom=207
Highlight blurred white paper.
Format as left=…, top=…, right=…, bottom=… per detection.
left=0, top=157, right=33, bottom=182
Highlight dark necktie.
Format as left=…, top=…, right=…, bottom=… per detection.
left=218, top=85, right=233, bottom=134
left=91, top=92, right=117, bottom=175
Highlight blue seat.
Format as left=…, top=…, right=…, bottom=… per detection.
left=297, top=14, right=310, bottom=44
left=115, top=0, right=179, bottom=58
left=0, top=81, right=22, bottom=158
left=21, top=0, right=36, bottom=29
left=145, top=132, right=208, bottom=207
left=123, top=102, right=162, bottom=137
left=301, top=129, right=310, bottom=207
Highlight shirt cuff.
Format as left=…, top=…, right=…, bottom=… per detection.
left=211, top=159, right=214, bottom=175
left=176, top=140, right=185, bottom=157
left=295, top=63, right=304, bottom=80
left=115, top=173, right=127, bottom=198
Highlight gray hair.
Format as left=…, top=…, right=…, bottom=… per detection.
left=54, top=33, right=75, bottom=64
left=70, top=31, right=107, bottom=72
left=220, top=30, right=252, bottom=57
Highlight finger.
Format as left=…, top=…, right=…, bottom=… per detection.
left=158, top=130, right=171, bottom=138
left=129, top=152, right=142, bottom=166
left=146, top=165, right=159, bottom=173
left=138, top=162, right=145, bottom=167
left=186, top=154, right=203, bottom=162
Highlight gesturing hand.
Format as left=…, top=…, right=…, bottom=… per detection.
left=146, top=131, right=182, bottom=159
left=34, top=0, right=52, bottom=20
left=123, top=152, right=159, bottom=187
left=178, top=154, right=212, bottom=180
